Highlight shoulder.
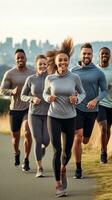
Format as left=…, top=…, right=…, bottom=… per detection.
left=27, top=67, right=35, bottom=74
left=71, top=65, right=81, bottom=72
left=3, top=67, right=17, bottom=78
left=45, top=74, right=57, bottom=81
left=70, top=71, right=81, bottom=80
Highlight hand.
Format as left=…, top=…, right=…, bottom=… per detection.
left=87, top=98, right=97, bottom=110
left=11, top=87, right=18, bottom=96
left=32, top=97, right=41, bottom=105
left=69, top=95, right=78, bottom=104
left=48, top=95, right=56, bottom=102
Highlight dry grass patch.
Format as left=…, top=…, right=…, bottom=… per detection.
left=81, top=122, right=112, bottom=200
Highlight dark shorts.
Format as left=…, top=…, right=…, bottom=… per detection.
left=97, top=105, right=112, bottom=126
left=76, top=109, right=97, bottom=138
left=9, top=109, right=28, bottom=132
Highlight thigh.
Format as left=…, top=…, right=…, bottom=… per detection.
left=106, top=107, right=112, bottom=126
left=9, top=110, right=23, bottom=132
left=83, top=112, right=97, bottom=138
left=97, top=105, right=107, bottom=123
left=42, top=116, right=49, bottom=139
left=62, top=117, right=76, bottom=149
left=28, top=114, right=42, bottom=140
left=75, top=109, right=84, bottom=130
left=47, top=116, right=61, bottom=148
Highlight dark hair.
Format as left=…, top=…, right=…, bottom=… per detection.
left=35, top=54, right=47, bottom=63
left=81, top=43, right=93, bottom=51
left=15, top=49, right=26, bottom=55
left=99, top=47, right=110, bottom=54
left=46, top=50, right=57, bottom=58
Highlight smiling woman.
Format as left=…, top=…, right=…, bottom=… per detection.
left=43, top=37, right=86, bottom=197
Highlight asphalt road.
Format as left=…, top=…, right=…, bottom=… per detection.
left=0, top=134, right=96, bottom=200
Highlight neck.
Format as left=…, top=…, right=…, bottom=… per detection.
left=99, top=61, right=109, bottom=68
left=16, top=66, right=27, bottom=71
left=58, top=69, right=68, bottom=76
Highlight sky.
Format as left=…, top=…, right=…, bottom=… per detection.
left=0, top=0, right=112, bottom=45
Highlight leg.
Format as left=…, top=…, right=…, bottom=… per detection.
left=22, top=119, right=32, bottom=159
left=28, top=114, right=44, bottom=177
left=42, top=116, right=50, bottom=151
left=98, top=120, right=107, bottom=152
left=73, top=129, right=83, bottom=164
left=47, top=116, right=62, bottom=186
left=61, top=117, right=76, bottom=190
left=11, top=131, right=20, bottom=155
left=9, top=110, right=22, bottom=166
left=97, top=105, right=109, bottom=163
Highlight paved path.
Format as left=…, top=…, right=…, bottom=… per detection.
left=0, top=134, right=96, bottom=200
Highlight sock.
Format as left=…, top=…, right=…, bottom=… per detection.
left=76, top=162, right=81, bottom=169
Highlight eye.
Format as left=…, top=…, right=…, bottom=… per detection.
left=59, top=58, right=62, bottom=62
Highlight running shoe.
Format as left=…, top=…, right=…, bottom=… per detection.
left=15, top=150, right=20, bottom=166
left=35, top=167, right=44, bottom=178
left=100, top=152, right=107, bottom=164
left=22, top=158, right=30, bottom=171
left=73, top=168, right=82, bottom=179
left=56, top=186, right=67, bottom=198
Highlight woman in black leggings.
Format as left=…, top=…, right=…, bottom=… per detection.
left=43, top=38, right=86, bottom=197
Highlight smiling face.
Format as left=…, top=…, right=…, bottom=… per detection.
left=36, top=58, right=47, bottom=75
left=80, top=47, right=93, bottom=66
left=99, top=48, right=110, bottom=67
left=55, top=53, right=69, bottom=75
left=15, top=52, right=27, bottom=69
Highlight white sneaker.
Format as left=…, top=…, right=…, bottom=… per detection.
left=56, top=186, right=68, bottom=198
left=35, top=167, right=44, bottom=178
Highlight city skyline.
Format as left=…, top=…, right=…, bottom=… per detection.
left=0, top=0, right=112, bottom=45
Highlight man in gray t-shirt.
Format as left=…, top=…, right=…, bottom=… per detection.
left=0, top=49, right=34, bottom=171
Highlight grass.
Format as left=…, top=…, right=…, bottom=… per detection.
left=0, top=116, right=112, bottom=200
left=0, top=115, right=11, bottom=135
left=81, top=122, right=112, bottom=200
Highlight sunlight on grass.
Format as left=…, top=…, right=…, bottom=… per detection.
left=81, top=122, right=112, bottom=200
left=0, top=115, right=11, bottom=135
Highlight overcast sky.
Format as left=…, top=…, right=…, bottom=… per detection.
left=0, top=0, right=112, bottom=45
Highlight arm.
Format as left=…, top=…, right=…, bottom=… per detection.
left=75, top=75, right=86, bottom=104
left=21, top=77, right=33, bottom=102
left=87, top=72, right=108, bottom=110
left=43, top=76, right=56, bottom=103
left=69, top=74, right=86, bottom=105
left=0, top=71, right=13, bottom=96
left=96, top=72, right=108, bottom=102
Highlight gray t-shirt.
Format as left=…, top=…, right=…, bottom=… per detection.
left=0, top=67, right=35, bottom=110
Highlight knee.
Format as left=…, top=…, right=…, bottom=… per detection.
left=75, top=132, right=83, bottom=144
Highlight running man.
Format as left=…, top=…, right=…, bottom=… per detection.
left=0, top=49, right=34, bottom=171
left=71, top=43, right=107, bottom=178
left=97, top=47, right=112, bottom=163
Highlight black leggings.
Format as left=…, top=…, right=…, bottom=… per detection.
left=47, top=116, right=76, bottom=181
